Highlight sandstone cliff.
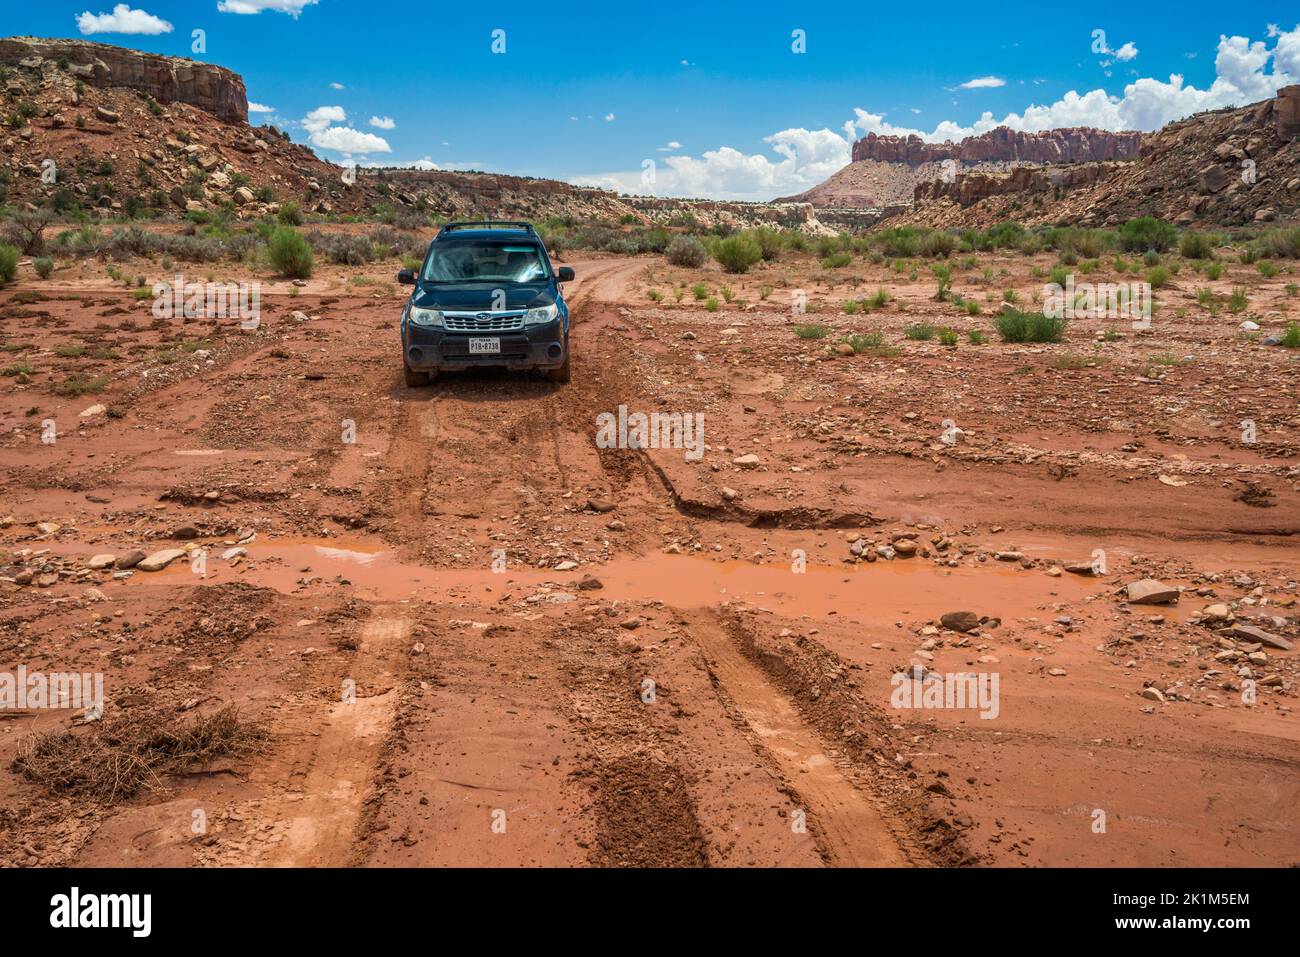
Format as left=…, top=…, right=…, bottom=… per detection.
left=851, top=126, right=1142, bottom=165
left=0, top=36, right=247, bottom=123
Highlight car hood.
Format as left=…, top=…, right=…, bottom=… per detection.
left=411, top=282, right=554, bottom=312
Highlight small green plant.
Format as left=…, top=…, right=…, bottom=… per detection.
left=720, top=285, right=735, bottom=302
left=793, top=323, right=830, bottom=339
left=821, top=251, right=852, bottom=269
left=1179, top=231, right=1215, bottom=259
left=967, top=329, right=986, bottom=345
left=842, top=299, right=860, bottom=315
left=647, top=288, right=663, bottom=302
left=1146, top=265, right=1171, bottom=289
left=937, top=327, right=959, bottom=347
left=903, top=322, right=935, bottom=341
left=931, top=263, right=952, bottom=301
left=1119, top=217, right=1177, bottom=253
left=54, top=342, right=86, bottom=358
left=53, top=374, right=108, bottom=397
left=1227, top=286, right=1249, bottom=314
left=33, top=257, right=53, bottom=279
left=1285, top=283, right=1299, bottom=297
left=277, top=202, right=304, bottom=226
left=842, top=331, right=899, bottom=356
left=1206, top=262, right=1224, bottom=280
left=995, top=307, right=1066, bottom=343
left=1258, top=261, right=1280, bottom=278
left=705, top=297, right=719, bottom=312
left=691, top=282, right=708, bottom=300
left=1280, top=323, right=1300, bottom=348
left=759, top=285, right=773, bottom=301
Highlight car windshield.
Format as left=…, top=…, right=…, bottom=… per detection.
left=422, top=241, right=549, bottom=283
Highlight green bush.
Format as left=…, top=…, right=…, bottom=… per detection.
left=0, top=244, right=18, bottom=284
left=1119, top=217, right=1177, bottom=253
left=1147, top=266, right=1171, bottom=289
left=665, top=235, right=707, bottom=268
left=1179, top=231, right=1215, bottom=259
left=34, top=256, right=53, bottom=279
left=903, top=322, right=935, bottom=341
left=749, top=227, right=783, bottom=261
left=278, top=202, right=304, bottom=226
left=713, top=233, right=762, bottom=273
left=1255, top=228, right=1300, bottom=259
left=793, top=323, right=829, bottom=339
left=821, top=251, right=852, bottom=269
left=995, top=306, right=1066, bottom=343
left=268, top=227, right=314, bottom=278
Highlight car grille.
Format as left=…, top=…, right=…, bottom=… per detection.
left=442, top=311, right=525, bottom=333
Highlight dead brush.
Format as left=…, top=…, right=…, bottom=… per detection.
left=11, top=704, right=267, bottom=804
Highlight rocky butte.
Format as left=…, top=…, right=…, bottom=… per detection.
left=0, top=36, right=247, bottom=124
left=852, top=126, right=1143, bottom=165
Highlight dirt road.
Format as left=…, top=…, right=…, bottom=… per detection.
left=1, top=248, right=1297, bottom=867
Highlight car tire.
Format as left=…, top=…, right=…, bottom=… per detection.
left=543, top=340, right=571, bottom=383
left=403, top=365, right=431, bottom=387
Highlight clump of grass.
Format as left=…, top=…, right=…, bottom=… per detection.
left=1257, top=261, right=1280, bottom=278
left=903, top=322, right=935, bottom=341
left=647, top=288, right=663, bottom=302
left=793, top=323, right=830, bottom=339
left=937, top=327, right=959, bottom=347
left=53, top=342, right=85, bottom=358
left=995, top=307, right=1066, bottom=343
left=691, top=282, right=708, bottom=300
left=11, top=705, right=266, bottom=803
left=705, top=297, right=719, bottom=312
left=842, top=331, right=900, bottom=356
left=864, top=287, right=890, bottom=310
left=53, top=374, right=108, bottom=396
left=821, top=251, right=852, bottom=269
left=842, top=299, right=860, bottom=315
left=1146, top=265, right=1171, bottom=289
left=931, top=263, right=952, bottom=301
left=1284, top=283, right=1298, bottom=297
left=34, top=256, right=54, bottom=279
left=0, top=243, right=19, bottom=284
left=1227, top=286, right=1249, bottom=314
left=1280, top=324, right=1300, bottom=348
left=1206, top=262, right=1224, bottom=280
left=967, top=329, right=986, bottom=345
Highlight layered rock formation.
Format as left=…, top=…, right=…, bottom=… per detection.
left=852, top=126, right=1142, bottom=165
left=0, top=36, right=247, bottom=123
left=914, top=164, right=1115, bottom=206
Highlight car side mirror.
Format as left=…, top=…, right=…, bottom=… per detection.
left=557, top=266, right=575, bottom=282
left=397, top=269, right=416, bottom=285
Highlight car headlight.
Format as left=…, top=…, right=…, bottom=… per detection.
left=524, top=303, right=558, bottom=326
left=408, top=305, right=443, bottom=327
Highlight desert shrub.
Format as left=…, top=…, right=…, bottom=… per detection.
left=921, top=230, right=957, bottom=257
left=1179, top=231, right=1215, bottom=259
left=34, top=256, right=53, bottom=279
left=713, top=233, right=762, bottom=273
left=821, top=251, right=851, bottom=269
left=0, top=244, right=18, bottom=283
left=268, top=227, right=314, bottom=278
left=665, top=235, right=708, bottom=268
left=1146, top=266, right=1171, bottom=289
left=277, top=202, right=304, bottom=226
left=307, top=230, right=373, bottom=266
left=5, top=209, right=53, bottom=254
left=1119, top=217, right=1176, bottom=253
left=1281, top=324, right=1300, bottom=348
left=749, top=227, right=783, bottom=261
left=1227, top=286, right=1248, bottom=313
left=903, top=322, right=935, bottom=340
left=1255, top=227, right=1300, bottom=259
left=995, top=306, right=1066, bottom=343
left=793, top=323, right=829, bottom=339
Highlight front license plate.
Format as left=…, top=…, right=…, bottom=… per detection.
left=468, top=337, right=501, bottom=354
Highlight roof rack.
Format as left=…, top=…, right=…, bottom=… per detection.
left=439, top=221, right=537, bottom=234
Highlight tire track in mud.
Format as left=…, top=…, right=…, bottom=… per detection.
left=261, top=605, right=411, bottom=867
left=683, top=610, right=911, bottom=867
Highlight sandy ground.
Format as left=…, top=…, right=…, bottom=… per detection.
left=0, top=243, right=1297, bottom=867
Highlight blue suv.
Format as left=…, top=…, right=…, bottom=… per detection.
left=397, top=221, right=573, bottom=385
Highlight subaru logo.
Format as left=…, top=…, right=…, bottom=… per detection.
left=476, top=312, right=491, bottom=322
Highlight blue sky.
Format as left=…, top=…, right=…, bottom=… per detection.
left=7, top=2, right=1299, bottom=199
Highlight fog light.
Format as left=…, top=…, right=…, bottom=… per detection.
left=547, top=344, right=562, bottom=360
left=408, top=347, right=423, bottom=363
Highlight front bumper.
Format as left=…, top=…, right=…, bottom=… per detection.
left=404, top=318, right=567, bottom=372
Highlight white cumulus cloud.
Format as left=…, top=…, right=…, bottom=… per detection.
left=369, top=116, right=396, bottom=130
left=299, top=106, right=390, bottom=154
left=958, top=76, right=1006, bottom=89
left=76, top=4, right=173, bottom=35
left=248, top=102, right=276, bottom=113
left=217, top=0, right=318, bottom=16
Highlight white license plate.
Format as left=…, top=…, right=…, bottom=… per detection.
left=468, top=337, right=501, bottom=355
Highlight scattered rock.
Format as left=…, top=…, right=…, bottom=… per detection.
left=136, top=548, right=188, bottom=572
left=940, top=611, right=980, bottom=633
left=1124, top=579, right=1180, bottom=604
